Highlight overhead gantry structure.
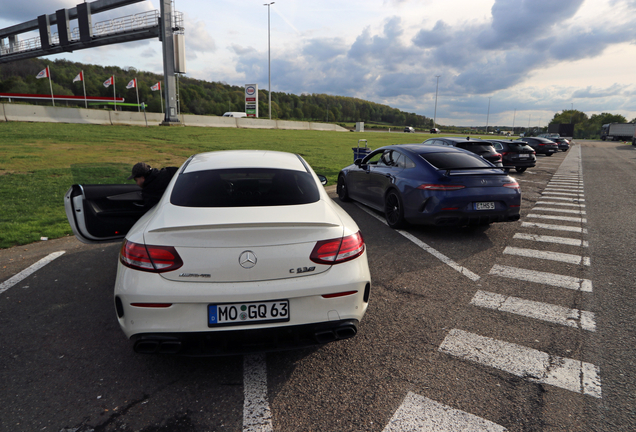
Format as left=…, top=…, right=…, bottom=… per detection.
left=0, top=0, right=184, bottom=124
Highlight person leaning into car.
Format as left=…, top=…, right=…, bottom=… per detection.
left=128, top=162, right=178, bottom=211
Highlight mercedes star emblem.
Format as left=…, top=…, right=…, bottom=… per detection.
left=239, top=251, right=257, bottom=269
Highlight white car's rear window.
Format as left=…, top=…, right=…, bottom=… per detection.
left=170, top=168, right=320, bottom=207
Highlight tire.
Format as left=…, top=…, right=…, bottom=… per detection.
left=337, top=175, right=351, bottom=202
left=546, top=153, right=553, bottom=157
left=384, top=190, right=405, bottom=229
left=515, top=167, right=527, bottom=173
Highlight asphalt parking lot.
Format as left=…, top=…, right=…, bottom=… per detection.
left=1, top=141, right=635, bottom=431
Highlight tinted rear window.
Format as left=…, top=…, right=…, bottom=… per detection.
left=457, top=142, right=494, bottom=151
left=170, top=168, right=320, bottom=207
left=504, top=142, right=531, bottom=151
left=419, top=152, right=493, bottom=169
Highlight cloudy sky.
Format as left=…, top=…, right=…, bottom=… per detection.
left=3, top=0, right=636, bottom=126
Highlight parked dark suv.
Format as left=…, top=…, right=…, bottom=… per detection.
left=422, top=137, right=503, bottom=166
left=514, top=137, right=558, bottom=156
left=486, top=140, right=536, bottom=173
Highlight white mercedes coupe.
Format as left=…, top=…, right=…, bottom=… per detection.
left=65, top=150, right=371, bottom=355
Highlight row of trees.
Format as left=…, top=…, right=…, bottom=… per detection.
left=0, top=58, right=432, bottom=127
left=547, top=110, right=636, bottom=139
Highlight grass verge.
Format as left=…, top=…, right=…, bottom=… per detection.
left=0, top=121, right=438, bottom=248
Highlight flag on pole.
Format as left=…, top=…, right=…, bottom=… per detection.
left=126, top=78, right=136, bottom=89
left=36, top=67, right=49, bottom=79
left=73, top=71, right=83, bottom=83
left=150, top=82, right=161, bottom=91
left=103, top=76, right=114, bottom=88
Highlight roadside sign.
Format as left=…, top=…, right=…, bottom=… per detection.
left=245, top=84, right=258, bottom=117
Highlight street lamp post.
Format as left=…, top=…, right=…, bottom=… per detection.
left=264, top=2, right=275, bottom=120
left=433, top=75, right=440, bottom=129
left=486, top=97, right=491, bottom=134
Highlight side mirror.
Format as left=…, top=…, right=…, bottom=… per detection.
left=354, top=158, right=363, bottom=166
left=317, top=175, right=328, bottom=186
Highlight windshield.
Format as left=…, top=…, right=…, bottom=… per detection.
left=419, top=152, right=493, bottom=169
left=170, top=168, right=320, bottom=207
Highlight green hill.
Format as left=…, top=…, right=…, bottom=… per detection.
left=0, top=58, right=432, bottom=128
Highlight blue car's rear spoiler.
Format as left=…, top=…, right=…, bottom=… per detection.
left=442, top=166, right=510, bottom=177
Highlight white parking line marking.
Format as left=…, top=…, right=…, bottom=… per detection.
left=503, top=246, right=590, bottom=266
left=439, top=329, right=602, bottom=398
left=243, top=354, right=273, bottom=432
left=489, top=264, right=592, bottom=292
left=547, top=187, right=584, bottom=191
left=356, top=204, right=481, bottom=281
left=532, top=207, right=586, bottom=215
left=536, top=201, right=585, bottom=208
left=548, top=182, right=584, bottom=186
left=542, top=192, right=585, bottom=197
left=544, top=188, right=585, bottom=193
left=0, top=251, right=66, bottom=295
left=383, top=392, right=507, bottom=432
left=513, top=233, right=588, bottom=247
left=538, top=196, right=585, bottom=202
left=470, top=290, right=596, bottom=331
left=521, top=222, right=588, bottom=233
left=527, top=214, right=587, bottom=223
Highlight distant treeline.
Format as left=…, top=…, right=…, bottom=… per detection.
left=0, top=58, right=432, bottom=127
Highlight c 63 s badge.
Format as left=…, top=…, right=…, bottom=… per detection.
left=290, top=266, right=316, bottom=274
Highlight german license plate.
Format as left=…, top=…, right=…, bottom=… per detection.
left=518, top=154, right=529, bottom=158
left=208, top=300, right=290, bottom=327
left=475, top=202, right=495, bottom=210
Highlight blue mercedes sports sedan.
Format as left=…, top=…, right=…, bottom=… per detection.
left=337, top=144, right=521, bottom=228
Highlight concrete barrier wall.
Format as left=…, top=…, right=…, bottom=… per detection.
left=110, top=111, right=156, bottom=127
left=182, top=114, right=237, bottom=128
left=276, top=120, right=310, bottom=130
left=3, top=104, right=112, bottom=125
left=1, top=103, right=348, bottom=131
left=237, top=118, right=277, bottom=129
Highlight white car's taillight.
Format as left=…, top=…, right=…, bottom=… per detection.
left=310, top=231, right=365, bottom=265
left=120, top=240, right=183, bottom=273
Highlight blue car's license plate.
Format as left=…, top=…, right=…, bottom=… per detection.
left=208, top=300, right=290, bottom=327
left=475, top=202, right=495, bottom=210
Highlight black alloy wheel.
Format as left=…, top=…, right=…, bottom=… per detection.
left=384, top=190, right=405, bottom=229
left=515, top=166, right=527, bottom=173
left=337, top=175, right=350, bottom=202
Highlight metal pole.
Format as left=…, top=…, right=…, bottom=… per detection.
left=486, top=97, right=491, bottom=133
left=160, top=0, right=180, bottom=124
left=512, top=108, right=516, bottom=133
left=264, top=2, right=274, bottom=120
left=82, top=70, right=87, bottom=109
left=135, top=78, right=140, bottom=112
left=47, top=66, right=55, bottom=107
left=433, top=75, right=440, bottom=129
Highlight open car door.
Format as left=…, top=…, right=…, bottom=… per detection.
left=64, top=184, right=146, bottom=244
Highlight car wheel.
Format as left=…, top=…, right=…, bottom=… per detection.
left=337, top=175, right=351, bottom=202
left=515, top=167, right=527, bottom=173
left=384, top=190, right=405, bottom=229
left=546, top=153, right=553, bottom=157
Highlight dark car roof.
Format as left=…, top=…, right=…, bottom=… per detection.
left=517, top=137, right=555, bottom=143
left=381, top=143, right=482, bottom=157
